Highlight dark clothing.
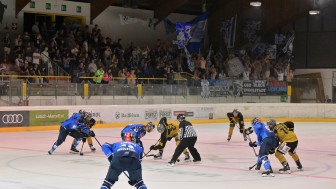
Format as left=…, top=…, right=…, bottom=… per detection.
left=171, top=137, right=201, bottom=162
left=106, top=157, right=142, bottom=182
left=259, top=137, right=278, bottom=157
left=227, top=112, right=245, bottom=128
left=179, top=120, right=197, bottom=139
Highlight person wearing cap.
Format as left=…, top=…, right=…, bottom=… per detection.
left=121, top=122, right=155, bottom=150
left=226, top=108, right=246, bottom=142
left=149, top=117, right=190, bottom=160
left=167, top=114, right=201, bottom=166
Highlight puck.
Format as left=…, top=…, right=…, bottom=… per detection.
left=80, top=153, right=84, bottom=156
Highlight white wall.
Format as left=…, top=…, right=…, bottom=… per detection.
left=92, top=6, right=196, bottom=47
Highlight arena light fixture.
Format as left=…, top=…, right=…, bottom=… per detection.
left=309, top=0, right=320, bottom=15
left=250, top=1, right=262, bottom=7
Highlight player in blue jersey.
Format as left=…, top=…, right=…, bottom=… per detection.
left=121, top=122, right=155, bottom=149
left=100, top=132, right=147, bottom=189
left=245, top=117, right=278, bottom=177
left=48, top=111, right=95, bottom=155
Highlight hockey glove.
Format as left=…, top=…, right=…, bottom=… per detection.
left=150, top=145, right=157, bottom=150
left=89, top=130, right=95, bottom=137
left=82, top=137, right=87, bottom=143
left=245, top=127, right=254, bottom=135
left=249, top=141, right=257, bottom=147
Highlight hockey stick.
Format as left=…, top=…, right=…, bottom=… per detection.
left=143, top=138, right=161, bottom=158
left=246, top=134, right=258, bottom=157
left=249, top=163, right=257, bottom=170
left=94, top=136, right=130, bottom=179
left=79, top=140, right=85, bottom=156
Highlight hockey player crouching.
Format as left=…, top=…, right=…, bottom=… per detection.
left=267, top=119, right=303, bottom=173
left=48, top=111, right=95, bottom=155
left=71, top=111, right=97, bottom=153
left=227, top=109, right=246, bottom=142
left=246, top=117, right=278, bottom=177
left=100, top=132, right=147, bottom=189
left=150, top=117, right=190, bottom=160
left=121, top=122, right=155, bottom=150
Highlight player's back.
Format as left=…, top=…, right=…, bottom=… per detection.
left=113, top=141, right=143, bottom=159
left=274, top=123, right=298, bottom=142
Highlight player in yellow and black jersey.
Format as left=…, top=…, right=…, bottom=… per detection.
left=149, top=117, right=190, bottom=160
left=267, top=119, right=303, bottom=173
left=226, top=109, right=246, bottom=141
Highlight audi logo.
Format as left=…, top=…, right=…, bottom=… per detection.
left=2, top=114, right=24, bottom=124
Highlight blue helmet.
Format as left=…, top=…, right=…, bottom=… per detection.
left=251, top=117, right=261, bottom=125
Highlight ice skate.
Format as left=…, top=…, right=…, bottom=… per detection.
left=261, top=169, right=274, bottom=177
left=48, top=150, right=52, bottom=155
left=193, top=159, right=202, bottom=164
left=70, top=146, right=79, bottom=153
left=296, top=160, right=303, bottom=171
left=227, top=136, right=231, bottom=142
left=184, top=153, right=190, bottom=161
left=153, top=153, right=162, bottom=159
left=255, top=162, right=262, bottom=172
left=167, top=161, right=175, bottom=167
left=279, top=162, right=291, bottom=174
left=89, top=145, right=96, bottom=152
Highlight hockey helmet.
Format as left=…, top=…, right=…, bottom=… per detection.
left=267, top=119, right=276, bottom=130
left=157, top=123, right=165, bottom=133
left=177, top=114, right=185, bottom=121
left=251, top=117, right=261, bottom=125
left=79, top=109, right=86, bottom=115
left=159, top=117, right=168, bottom=126
left=232, top=109, right=239, bottom=114
left=83, top=112, right=92, bottom=120
left=146, top=122, right=155, bottom=133
left=124, top=132, right=136, bottom=142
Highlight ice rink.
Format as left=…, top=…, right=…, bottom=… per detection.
left=1, top=122, right=335, bottom=189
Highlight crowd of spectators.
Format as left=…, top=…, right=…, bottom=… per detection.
left=1, top=21, right=294, bottom=85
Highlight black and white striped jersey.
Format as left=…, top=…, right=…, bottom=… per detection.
left=179, top=120, right=197, bottom=139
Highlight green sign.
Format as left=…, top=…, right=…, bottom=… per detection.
left=280, top=96, right=288, bottom=103
left=30, top=1, right=35, bottom=8
left=61, top=4, right=67, bottom=11
left=46, top=3, right=51, bottom=10
left=76, top=6, right=82, bottom=13
left=29, top=110, right=69, bottom=126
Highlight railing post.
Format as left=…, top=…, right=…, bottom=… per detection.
left=137, top=83, right=142, bottom=98
left=84, top=82, right=89, bottom=99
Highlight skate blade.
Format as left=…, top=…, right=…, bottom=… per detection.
left=279, top=170, right=291, bottom=174
left=262, top=174, right=275, bottom=177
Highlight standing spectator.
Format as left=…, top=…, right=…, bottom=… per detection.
left=32, top=21, right=40, bottom=34
left=93, top=65, right=104, bottom=84
left=2, top=32, right=11, bottom=61
left=88, top=60, right=97, bottom=83
left=168, top=114, right=201, bottom=166
left=32, top=48, right=41, bottom=66
left=102, top=69, right=112, bottom=84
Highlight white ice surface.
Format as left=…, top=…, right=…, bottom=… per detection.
left=1, top=122, right=335, bottom=189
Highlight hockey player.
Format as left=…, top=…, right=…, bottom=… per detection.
left=149, top=117, right=190, bottom=160
left=246, top=117, right=278, bottom=177
left=121, top=122, right=155, bottom=149
left=267, top=119, right=303, bottom=173
left=71, top=115, right=97, bottom=152
left=168, top=114, right=201, bottom=166
left=48, top=111, right=95, bottom=155
left=226, top=109, right=246, bottom=141
left=100, top=132, right=147, bottom=189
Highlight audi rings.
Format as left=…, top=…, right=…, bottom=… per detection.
left=2, top=114, right=24, bottom=124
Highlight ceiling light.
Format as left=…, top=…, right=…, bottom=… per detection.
left=250, top=1, right=262, bottom=7
left=309, top=10, right=320, bottom=15
left=309, top=0, right=320, bottom=15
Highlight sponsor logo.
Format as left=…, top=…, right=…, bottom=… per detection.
left=209, top=113, right=213, bottom=119
left=35, top=114, right=65, bottom=119
left=173, top=111, right=187, bottom=116
left=145, top=110, right=158, bottom=120
left=2, top=114, right=24, bottom=124
left=186, top=112, right=194, bottom=117
left=159, top=110, right=172, bottom=118
left=115, top=112, right=139, bottom=119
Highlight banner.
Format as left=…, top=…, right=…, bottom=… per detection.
left=267, top=81, right=287, bottom=95
left=29, top=110, right=68, bottom=126
left=243, top=80, right=267, bottom=96
left=176, top=22, right=192, bottom=49
left=119, top=14, right=156, bottom=29
left=164, top=18, right=176, bottom=34
left=0, top=111, right=29, bottom=127
left=227, top=57, right=244, bottom=77
left=220, top=14, right=237, bottom=49
left=208, top=79, right=243, bottom=97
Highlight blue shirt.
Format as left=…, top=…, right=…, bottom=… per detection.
left=252, top=122, right=276, bottom=146
left=61, top=113, right=89, bottom=135
left=102, top=141, right=143, bottom=160
left=121, top=124, right=146, bottom=139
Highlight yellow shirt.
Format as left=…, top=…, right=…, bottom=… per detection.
left=273, top=123, right=298, bottom=143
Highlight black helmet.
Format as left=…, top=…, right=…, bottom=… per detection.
left=177, top=114, right=185, bottom=120
left=233, top=109, right=239, bottom=114
left=251, top=117, right=261, bottom=125
left=267, top=119, right=276, bottom=130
